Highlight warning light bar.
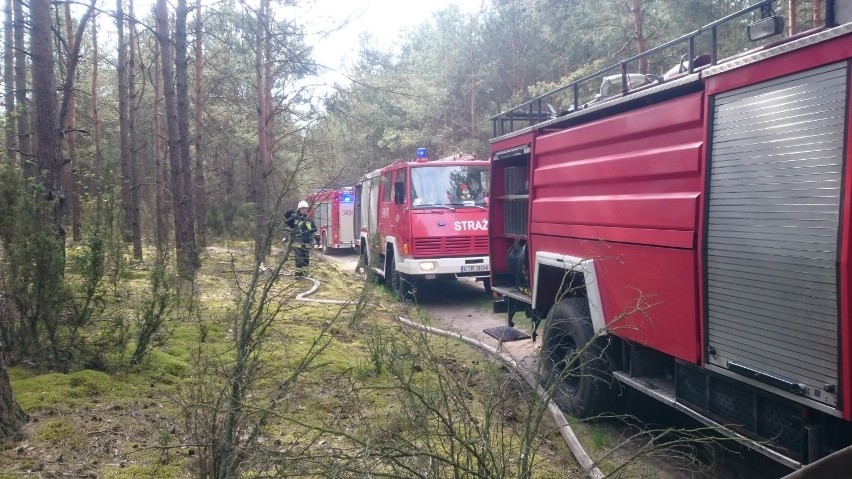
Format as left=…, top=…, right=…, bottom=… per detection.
left=416, top=147, right=428, bottom=162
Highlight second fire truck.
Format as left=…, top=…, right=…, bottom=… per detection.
left=354, top=150, right=491, bottom=299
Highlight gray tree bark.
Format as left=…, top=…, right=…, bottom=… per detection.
left=631, top=0, right=648, bottom=74
left=789, top=0, right=798, bottom=35
left=13, top=0, right=32, bottom=178
left=31, top=0, right=64, bottom=242
left=63, top=3, right=81, bottom=241
left=176, top=0, right=200, bottom=270
left=128, top=0, right=142, bottom=259
left=116, top=0, right=134, bottom=247
left=153, top=34, right=168, bottom=260
left=0, top=360, right=26, bottom=443
left=3, top=0, right=15, bottom=164
left=194, top=0, right=207, bottom=247
left=253, top=0, right=273, bottom=262
left=91, top=19, right=104, bottom=217
left=157, top=0, right=198, bottom=279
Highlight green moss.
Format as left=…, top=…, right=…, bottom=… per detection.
left=6, top=365, right=35, bottom=381
left=13, top=369, right=117, bottom=411
left=33, top=418, right=78, bottom=446
left=101, top=463, right=183, bottom=478
left=144, top=349, right=190, bottom=378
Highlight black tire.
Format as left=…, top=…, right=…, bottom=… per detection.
left=359, top=240, right=382, bottom=283
left=357, top=240, right=368, bottom=272
left=541, top=297, right=614, bottom=418
left=321, top=232, right=330, bottom=255
left=389, top=255, right=414, bottom=301
left=482, top=277, right=492, bottom=295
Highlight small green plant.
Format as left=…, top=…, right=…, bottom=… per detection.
left=367, top=324, right=387, bottom=376
left=130, top=264, right=176, bottom=366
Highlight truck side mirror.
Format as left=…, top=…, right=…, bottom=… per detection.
left=393, top=181, right=405, bottom=204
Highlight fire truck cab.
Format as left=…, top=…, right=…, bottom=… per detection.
left=307, top=187, right=356, bottom=253
left=488, top=0, right=852, bottom=468
left=354, top=150, right=491, bottom=299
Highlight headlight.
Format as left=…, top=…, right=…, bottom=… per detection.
left=419, top=262, right=436, bottom=272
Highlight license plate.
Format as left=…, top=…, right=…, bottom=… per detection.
left=460, top=264, right=488, bottom=273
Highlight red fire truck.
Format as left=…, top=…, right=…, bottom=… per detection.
left=307, top=187, right=356, bottom=253
left=354, top=149, right=491, bottom=299
left=488, top=0, right=852, bottom=468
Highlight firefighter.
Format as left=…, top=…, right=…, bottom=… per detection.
left=284, top=200, right=317, bottom=276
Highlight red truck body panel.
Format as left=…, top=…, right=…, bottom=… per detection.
left=528, top=92, right=705, bottom=362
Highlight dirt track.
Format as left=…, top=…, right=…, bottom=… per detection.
left=315, top=249, right=538, bottom=363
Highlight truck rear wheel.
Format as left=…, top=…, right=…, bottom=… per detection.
left=541, top=297, right=614, bottom=418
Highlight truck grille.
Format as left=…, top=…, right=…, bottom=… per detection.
left=413, top=236, right=488, bottom=256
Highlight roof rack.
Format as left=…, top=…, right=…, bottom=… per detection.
left=490, top=0, right=778, bottom=138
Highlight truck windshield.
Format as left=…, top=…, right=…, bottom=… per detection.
left=410, top=165, right=489, bottom=208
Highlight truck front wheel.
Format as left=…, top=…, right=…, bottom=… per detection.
left=389, top=255, right=414, bottom=301
left=321, top=232, right=330, bottom=254
left=541, top=297, right=614, bottom=418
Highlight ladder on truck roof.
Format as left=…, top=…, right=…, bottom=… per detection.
left=490, top=0, right=807, bottom=138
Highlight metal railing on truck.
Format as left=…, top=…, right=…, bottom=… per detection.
left=490, top=0, right=781, bottom=138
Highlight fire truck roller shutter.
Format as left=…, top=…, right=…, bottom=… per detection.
left=705, top=62, right=848, bottom=408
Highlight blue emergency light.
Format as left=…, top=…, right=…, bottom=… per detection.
left=416, top=147, right=428, bottom=159
left=341, top=194, right=353, bottom=202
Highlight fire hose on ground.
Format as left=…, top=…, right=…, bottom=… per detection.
left=291, top=272, right=607, bottom=479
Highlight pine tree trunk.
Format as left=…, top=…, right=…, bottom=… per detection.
left=194, top=1, right=207, bottom=247
left=224, top=148, right=235, bottom=232
left=157, top=0, right=197, bottom=279
left=3, top=0, right=15, bottom=164
left=128, top=0, right=142, bottom=260
left=31, top=0, right=65, bottom=243
left=116, top=0, right=134, bottom=247
left=631, top=0, right=648, bottom=74
left=245, top=148, right=256, bottom=204
left=153, top=36, right=168, bottom=259
left=0, top=361, right=26, bottom=443
left=254, top=0, right=273, bottom=262
left=789, top=0, right=798, bottom=35
left=813, top=0, right=822, bottom=26
left=13, top=0, right=32, bottom=178
left=91, top=19, right=104, bottom=218
left=63, top=4, right=81, bottom=242
left=176, top=0, right=199, bottom=270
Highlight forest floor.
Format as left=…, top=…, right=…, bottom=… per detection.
left=0, top=240, right=789, bottom=478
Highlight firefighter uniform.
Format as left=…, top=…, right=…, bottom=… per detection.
left=284, top=201, right=317, bottom=275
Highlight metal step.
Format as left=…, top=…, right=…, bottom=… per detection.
left=492, top=285, right=532, bottom=303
